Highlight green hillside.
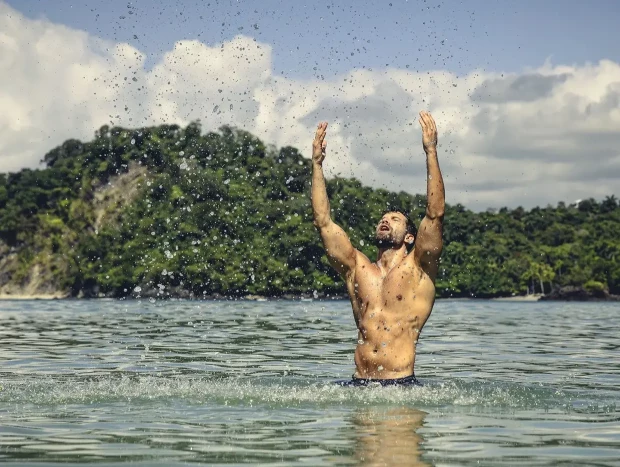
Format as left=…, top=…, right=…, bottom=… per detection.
left=0, top=122, right=618, bottom=299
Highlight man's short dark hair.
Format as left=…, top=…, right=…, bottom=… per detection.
left=381, top=208, right=417, bottom=251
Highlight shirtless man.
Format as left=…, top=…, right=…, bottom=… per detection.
left=311, top=111, right=445, bottom=386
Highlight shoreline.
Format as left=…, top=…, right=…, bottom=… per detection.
left=490, top=294, right=543, bottom=302
left=0, top=293, right=615, bottom=302
left=0, top=293, right=70, bottom=300
left=0, top=294, right=543, bottom=301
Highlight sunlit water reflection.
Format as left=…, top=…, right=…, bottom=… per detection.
left=0, top=299, right=618, bottom=465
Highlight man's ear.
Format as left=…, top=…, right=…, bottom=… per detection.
left=405, top=233, right=415, bottom=245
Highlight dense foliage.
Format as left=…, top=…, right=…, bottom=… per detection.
left=0, top=122, right=618, bottom=298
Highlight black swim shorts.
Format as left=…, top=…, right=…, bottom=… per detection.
left=335, top=374, right=422, bottom=387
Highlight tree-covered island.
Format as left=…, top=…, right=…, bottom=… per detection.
left=0, top=122, right=618, bottom=300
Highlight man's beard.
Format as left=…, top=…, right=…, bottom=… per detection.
left=374, top=234, right=397, bottom=248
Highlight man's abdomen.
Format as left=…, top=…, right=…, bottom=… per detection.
left=354, top=311, right=418, bottom=379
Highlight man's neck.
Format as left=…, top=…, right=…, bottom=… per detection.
left=376, top=246, right=408, bottom=273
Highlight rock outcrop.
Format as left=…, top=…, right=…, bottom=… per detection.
left=539, top=286, right=620, bottom=301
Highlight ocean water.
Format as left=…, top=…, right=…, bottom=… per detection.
left=0, top=299, right=618, bottom=466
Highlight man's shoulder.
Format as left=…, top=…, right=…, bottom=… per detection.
left=344, top=250, right=374, bottom=281
left=403, top=249, right=424, bottom=271
left=353, top=249, right=373, bottom=267
left=407, top=247, right=441, bottom=282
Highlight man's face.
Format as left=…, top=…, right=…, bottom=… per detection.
left=375, top=212, right=410, bottom=247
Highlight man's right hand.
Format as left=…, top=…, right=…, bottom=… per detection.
left=419, top=110, right=438, bottom=153
left=312, top=122, right=328, bottom=165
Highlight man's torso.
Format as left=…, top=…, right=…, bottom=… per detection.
left=345, top=250, right=436, bottom=379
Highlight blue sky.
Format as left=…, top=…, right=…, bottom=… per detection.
left=8, top=0, right=620, bottom=78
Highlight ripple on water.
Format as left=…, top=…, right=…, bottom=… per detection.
left=1, top=300, right=619, bottom=465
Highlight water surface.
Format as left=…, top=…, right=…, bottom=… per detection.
left=0, top=299, right=619, bottom=465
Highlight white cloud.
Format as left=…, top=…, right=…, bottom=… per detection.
left=1, top=1, right=619, bottom=210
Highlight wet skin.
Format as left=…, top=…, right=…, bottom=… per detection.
left=346, top=215, right=436, bottom=379
left=311, top=112, right=444, bottom=380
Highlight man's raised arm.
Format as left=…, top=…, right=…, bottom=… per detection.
left=311, top=122, right=357, bottom=277
left=414, top=111, right=445, bottom=281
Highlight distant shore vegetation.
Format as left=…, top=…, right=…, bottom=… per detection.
left=0, top=122, right=618, bottom=300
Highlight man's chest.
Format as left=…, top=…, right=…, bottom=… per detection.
left=352, top=262, right=428, bottom=303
